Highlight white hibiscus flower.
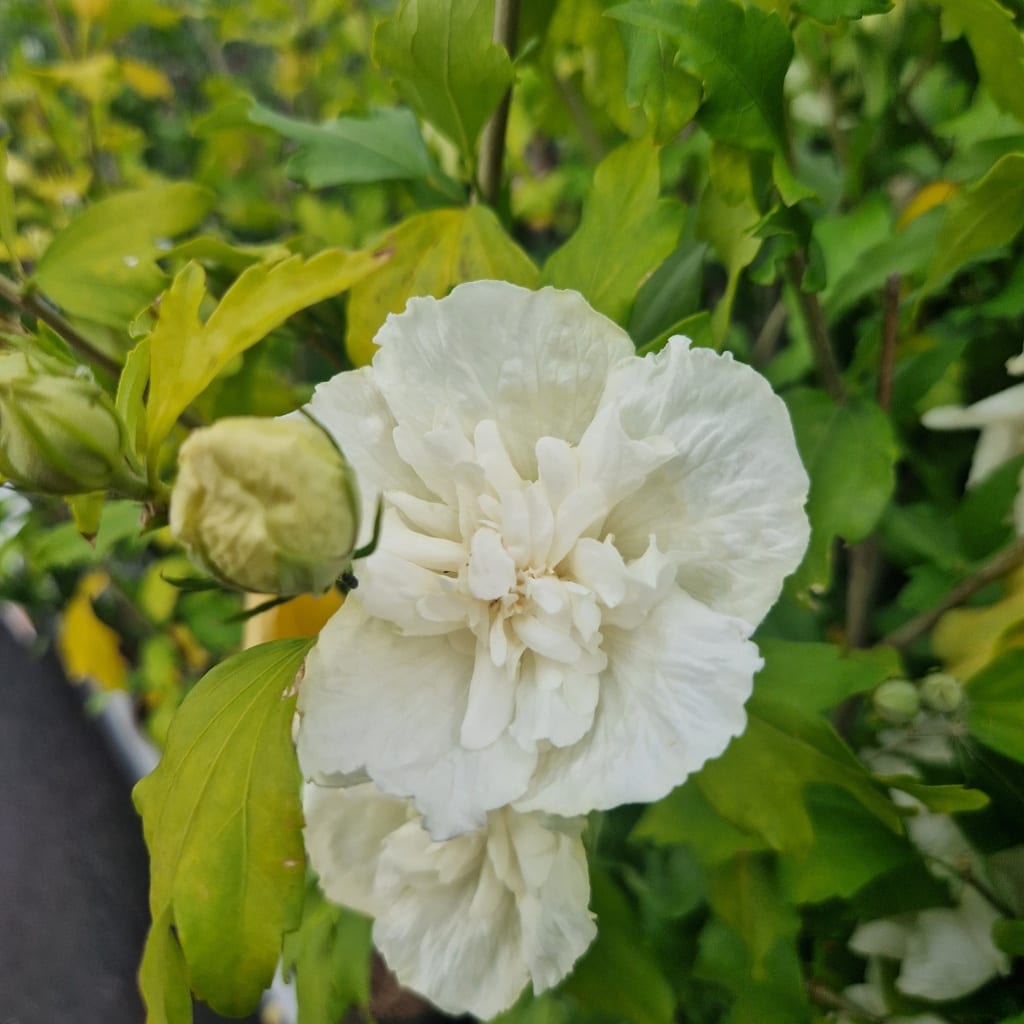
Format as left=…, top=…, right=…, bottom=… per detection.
left=296, top=282, right=810, bottom=838
left=303, top=781, right=596, bottom=1019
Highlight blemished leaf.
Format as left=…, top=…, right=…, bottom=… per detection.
left=282, top=878, right=373, bottom=1024
left=373, top=0, right=514, bottom=164
left=778, top=786, right=916, bottom=903
left=610, top=0, right=793, bottom=152
left=346, top=205, right=538, bottom=366
left=564, top=870, right=676, bottom=1024
left=32, top=183, right=213, bottom=328
left=543, top=140, right=685, bottom=325
left=245, top=102, right=437, bottom=188
left=924, top=153, right=1024, bottom=292
left=966, top=649, right=1024, bottom=764
left=785, top=389, right=897, bottom=595
left=698, top=697, right=902, bottom=855
left=930, top=0, right=1024, bottom=124
left=138, top=907, right=192, bottom=1024
left=753, top=638, right=901, bottom=712
left=133, top=639, right=312, bottom=1016
left=145, top=248, right=385, bottom=456
left=794, top=0, right=892, bottom=22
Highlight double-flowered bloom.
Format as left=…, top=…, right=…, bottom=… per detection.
left=295, top=281, right=811, bottom=1015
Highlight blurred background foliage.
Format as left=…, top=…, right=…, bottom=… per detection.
left=3, top=0, right=1024, bottom=1021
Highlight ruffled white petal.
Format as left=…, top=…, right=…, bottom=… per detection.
left=371, top=282, right=634, bottom=478
left=296, top=600, right=536, bottom=839
left=600, top=337, right=810, bottom=625
left=302, top=782, right=595, bottom=1019
left=515, top=587, right=761, bottom=816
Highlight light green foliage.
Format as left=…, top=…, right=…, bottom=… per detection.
left=32, top=184, right=212, bottom=328
left=145, top=249, right=385, bottom=457
left=347, top=205, right=538, bottom=364
left=786, top=389, right=897, bottom=594
left=925, top=153, right=1024, bottom=291
left=0, top=138, right=21, bottom=278
left=698, top=697, right=902, bottom=854
left=612, top=0, right=793, bottom=152
left=564, top=870, right=676, bottom=1024
left=794, top=0, right=893, bottom=23
left=931, top=0, right=1024, bottom=123
left=138, top=907, right=192, bottom=1024
left=544, top=140, right=685, bottom=325
left=134, top=639, right=312, bottom=1017
left=966, top=650, right=1024, bottom=763
left=282, top=878, right=373, bottom=1024
left=374, top=0, right=514, bottom=166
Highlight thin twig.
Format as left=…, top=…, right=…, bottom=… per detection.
left=0, top=272, right=122, bottom=377
left=805, top=980, right=884, bottom=1023
left=883, top=537, right=1024, bottom=651
left=550, top=74, right=607, bottom=163
left=752, top=298, right=787, bottom=368
left=477, top=0, right=520, bottom=207
left=787, top=254, right=846, bottom=404
left=877, top=273, right=900, bottom=409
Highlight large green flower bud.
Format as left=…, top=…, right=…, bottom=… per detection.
left=170, top=416, right=361, bottom=596
left=0, top=352, right=128, bottom=494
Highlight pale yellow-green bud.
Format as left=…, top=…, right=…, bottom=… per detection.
left=919, top=672, right=964, bottom=713
left=0, top=353, right=128, bottom=495
left=169, top=416, right=361, bottom=596
left=873, top=679, right=921, bottom=723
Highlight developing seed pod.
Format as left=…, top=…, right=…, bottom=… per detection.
left=0, top=353, right=128, bottom=495
left=169, top=415, right=361, bottom=596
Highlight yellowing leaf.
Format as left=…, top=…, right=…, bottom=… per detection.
left=120, top=58, right=173, bottom=100
left=242, top=590, right=344, bottom=648
left=346, top=206, right=538, bottom=366
left=897, top=181, right=958, bottom=230
left=71, top=0, right=111, bottom=19
left=58, top=571, right=129, bottom=691
left=146, top=248, right=386, bottom=456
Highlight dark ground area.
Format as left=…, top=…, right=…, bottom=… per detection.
left=0, top=623, right=257, bottom=1024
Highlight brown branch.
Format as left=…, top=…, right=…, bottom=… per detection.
left=883, top=538, right=1024, bottom=651
left=787, top=255, right=846, bottom=404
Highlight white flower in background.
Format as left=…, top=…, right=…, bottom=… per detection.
left=923, top=344, right=1024, bottom=532
left=296, top=282, right=810, bottom=838
left=303, top=781, right=596, bottom=1019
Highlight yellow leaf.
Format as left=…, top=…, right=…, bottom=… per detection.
left=120, top=58, right=173, bottom=100
left=37, top=55, right=117, bottom=104
left=59, top=571, right=129, bottom=691
left=145, top=248, right=387, bottom=458
left=242, top=590, right=343, bottom=648
left=897, top=181, right=958, bottom=231
left=932, top=566, right=1024, bottom=680
left=346, top=205, right=539, bottom=366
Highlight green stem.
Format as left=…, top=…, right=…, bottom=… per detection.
left=477, top=0, right=521, bottom=207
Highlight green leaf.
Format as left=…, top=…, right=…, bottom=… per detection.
left=930, top=0, right=1024, bottom=123
left=698, top=697, right=902, bottom=855
left=785, top=389, right=897, bottom=595
left=924, top=153, right=1024, bottom=292
left=544, top=140, right=685, bottom=325
left=966, top=649, right=1024, bottom=763
left=0, top=137, right=22, bottom=279
left=754, top=638, right=901, bottom=711
left=564, top=870, right=676, bottom=1024
left=116, top=336, right=150, bottom=460
left=282, top=878, right=373, bottom=1024
left=632, top=778, right=770, bottom=863
left=877, top=775, right=991, bottom=812
left=993, top=919, right=1024, bottom=956
left=707, top=855, right=798, bottom=977
left=794, top=0, right=892, bottom=23
left=32, top=183, right=213, bottom=328
left=778, top=786, right=916, bottom=903
left=133, top=639, right=312, bottom=1016
left=611, top=0, right=794, bottom=152
left=629, top=242, right=706, bottom=347
left=245, top=102, right=437, bottom=188
left=146, top=248, right=385, bottom=456
left=373, top=0, right=514, bottom=164
left=346, top=205, right=538, bottom=366
left=138, top=907, right=192, bottom=1024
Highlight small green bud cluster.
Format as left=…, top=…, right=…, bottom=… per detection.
left=169, top=415, right=361, bottom=596
left=0, top=351, right=130, bottom=495
left=872, top=671, right=964, bottom=723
